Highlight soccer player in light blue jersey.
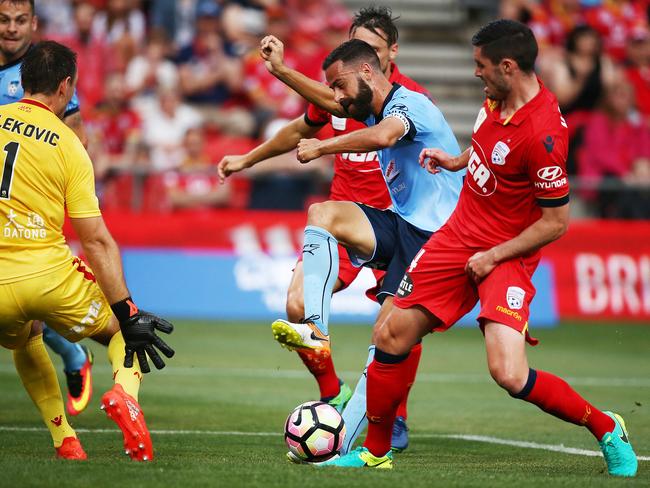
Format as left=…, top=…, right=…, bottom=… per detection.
left=0, top=0, right=92, bottom=416
left=270, top=38, right=464, bottom=457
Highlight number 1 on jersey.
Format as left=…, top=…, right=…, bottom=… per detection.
left=1, top=141, right=19, bottom=199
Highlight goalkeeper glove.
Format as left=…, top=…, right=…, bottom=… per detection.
left=111, top=297, right=175, bottom=373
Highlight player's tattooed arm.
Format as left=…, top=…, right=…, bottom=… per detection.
left=465, top=204, right=570, bottom=282
left=218, top=116, right=319, bottom=182
left=296, top=117, right=405, bottom=163
left=260, top=35, right=346, bottom=117
left=419, top=147, right=471, bottom=173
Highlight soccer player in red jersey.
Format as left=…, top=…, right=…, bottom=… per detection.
left=219, top=7, right=427, bottom=451
left=323, top=20, right=638, bottom=476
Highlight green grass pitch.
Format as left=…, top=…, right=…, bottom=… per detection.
left=0, top=321, right=648, bottom=487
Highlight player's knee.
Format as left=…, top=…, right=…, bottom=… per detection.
left=489, top=363, right=528, bottom=394
left=374, top=318, right=411, bottom=356
left=306, top=202, right=337, bottom=231
left=285, top=290, right=304, bottom=322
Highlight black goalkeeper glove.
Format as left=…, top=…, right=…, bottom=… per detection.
left=111, top=297, right=175, bottom=373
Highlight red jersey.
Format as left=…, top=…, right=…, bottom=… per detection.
left=304, top=63, right=429, bottom=208
left=445, top=81, right=569, bottom=256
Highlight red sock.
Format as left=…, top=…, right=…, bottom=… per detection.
left=395, top=342, right=422, bottom=419
left=364, top=349, right=411, bottom=456
left=297, top=349, right=340, bottom=400
left=522, top=369, right=615, bottom=440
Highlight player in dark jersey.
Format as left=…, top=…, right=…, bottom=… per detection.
left=322, top=20, right=638, bottom=475
left=219, top=7, right=428, bottom=452
left=0, top=0, right=94, bottom=416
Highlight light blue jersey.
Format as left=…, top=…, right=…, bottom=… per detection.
left=365, top=84, right=464, bottom=232
left=0, top=51, right=80, bottom=116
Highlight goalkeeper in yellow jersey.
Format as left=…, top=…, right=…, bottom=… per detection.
left=0, top=41, right=174, bottom=461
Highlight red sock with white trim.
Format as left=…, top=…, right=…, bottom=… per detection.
left=515, top=369, right=615, bottom=440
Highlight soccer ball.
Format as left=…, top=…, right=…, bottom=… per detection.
left=284, top=401, right=346, bottom=462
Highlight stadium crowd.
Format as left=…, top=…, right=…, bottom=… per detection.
left=34, top=0, right=650, bottom=219
left=503, top=0, right=650, bottom=218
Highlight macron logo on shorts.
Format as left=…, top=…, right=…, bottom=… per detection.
left=506, top=286, right=525, bottom=310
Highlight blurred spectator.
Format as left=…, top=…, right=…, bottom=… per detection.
left=176, top=1, right=241, bottom=105
left=87, top=72, right=143, bottom=180
left=50, top=2, right=112, bottom=111
left=137, top=86, right=204, bottom=170
left=125, top=31, right=179, bottom=100
left=540, top=26, right=618, bottom=114
left=246, top=120, right=331, bottom=210
left=584, top=0, right=648, bottom=62
left=241, top=10, right=305, bottom=134
left=176, top=1, right=254, bottom=136
left=577, top=80, right=650, bottom=217
left=624, top=26, right=650, bottom=124
left=163, top=127, right=232, bottom=210
left=527, top=0, right=587, bottom=50
left=92, top=0, right=147, bottom=70
left=150, top=0, right=198, bottom=50
left=221, top=2, right=267, bottom=55
left=37, top=0, right=75, bottom=37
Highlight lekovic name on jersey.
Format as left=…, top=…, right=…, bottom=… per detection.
left=0, top=114, right=59, bottom=146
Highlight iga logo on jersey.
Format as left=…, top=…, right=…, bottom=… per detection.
left=467, top=147, right=497, bottom=196
left=491, top=141, right=510, bottom=165
left=537, top=166, right=563, bottom=181
left=506, top=286, right=525, bottom=310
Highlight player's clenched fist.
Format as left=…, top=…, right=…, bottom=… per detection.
left=260, top=35, right=285, bottom=74
left=218, top=155, right=250, bottom=183
left=465, top=250, right=498, bottom=283
left=297, top=138, right=322, bottom=163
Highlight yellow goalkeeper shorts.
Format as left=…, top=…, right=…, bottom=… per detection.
left=0, top=257, right=112, bottom=348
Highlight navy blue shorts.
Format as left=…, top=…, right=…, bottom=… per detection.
left=348, top=204, right=432, bottom=303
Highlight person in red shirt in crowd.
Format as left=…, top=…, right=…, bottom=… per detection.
left=51, top=2, right=112, bottom=110
left=218, top=6, right=428, bottom=452
left=578, top=79, right=650, bottom=217
left=624, top=26, right=650, bottom=122
left=163, top=127, right=231, bottom=210
left=584, top=0, right=648, bottom=62
left=527, top=0, right=587, bottom=49
left=321, top=20, right=638, bottom=475
left=241, top=10, right=312, bottom=124
left=86, top=72, right=145, bottom=212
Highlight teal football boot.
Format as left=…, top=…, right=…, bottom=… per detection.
left=317, top=446, right=393, bottom=469
left=599, top=411, right=638, bottom=477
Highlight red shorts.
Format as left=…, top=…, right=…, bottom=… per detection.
left=296, top=243, right=385, bottom=299
left=393, top=227, right=539, bottom=344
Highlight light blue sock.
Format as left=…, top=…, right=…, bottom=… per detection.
left=42, top=326, right=86, bottom=372
left=341, top=344, right=375, bottom=454
left=302, top=225, right=338, bottom=335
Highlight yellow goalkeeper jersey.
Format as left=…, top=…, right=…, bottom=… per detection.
left=0, top=98, right=100, bottom=284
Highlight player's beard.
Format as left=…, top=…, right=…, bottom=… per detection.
left=340, top=77, right=374, bottom=121
left=483, top=70, right=510, bottom=101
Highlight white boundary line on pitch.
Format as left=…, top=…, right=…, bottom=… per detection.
left=1, top=426, right=647, bottom=461
left=1, top=364, right=648, bottom=388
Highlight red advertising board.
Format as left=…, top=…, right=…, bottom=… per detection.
left=67, top=212, right=650, bottom=322
left=544, top=221, right=650, bottom=322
